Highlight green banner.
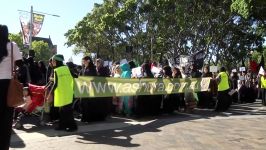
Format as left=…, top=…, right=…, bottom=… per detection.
left=74, top=77, right=211, bottom=98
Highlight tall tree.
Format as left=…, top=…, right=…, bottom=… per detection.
left=32, top=41, right=53, bottom=63
left=65, top=0, right=265, bottom=68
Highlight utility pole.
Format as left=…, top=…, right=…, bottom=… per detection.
left=18, top=6, right=60, bottom=51
left=29, top=6, right=33, bottom=50
left=151, top=35, right=153, bottom=61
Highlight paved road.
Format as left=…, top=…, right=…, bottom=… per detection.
left=10, top=101, right=266, bottom=150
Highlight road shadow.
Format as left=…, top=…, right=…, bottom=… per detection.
left=191, top=100, right=266, bottom=117
left=10, top=129, right=26, bottom=148
left=227, top=100, right=266, bottom=115
left=10, top=99, right=266, bottom=148
left=75, top=114, right=200, bottom=148
left=74, top=100, right=266, bottom=148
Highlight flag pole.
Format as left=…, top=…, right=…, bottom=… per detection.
left=18, top=7, right=59, bottom=52
left=29, top=6, right=33, bottom=50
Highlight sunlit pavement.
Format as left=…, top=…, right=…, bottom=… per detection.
left=10, top=100, right=266, bottom=150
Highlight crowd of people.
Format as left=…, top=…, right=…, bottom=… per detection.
left=14, top=53, right=265, bottom=122
left=1, top=24, right=266, bottom=150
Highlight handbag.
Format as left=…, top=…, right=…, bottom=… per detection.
left=7, top=42, right=24, bottom=107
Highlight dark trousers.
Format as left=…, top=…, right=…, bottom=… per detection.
left=198, top=91, right=212, bottom=108
left=0, top=79, right=14, bottom=150
left=262, top=89, right=266, bottom=106
left=134, top=95, right=151, bottom=117
left=49, top=103, right=60, bottom=121
left=58, top=103, right=77, bottom=129
left=238, top=85, right=247, bottom=103
left=216, top=89, right=231, bottom=112
left=80, top=98, right=110, bottom=122
left=163, top=94, right=176, bottom=114
left=258, top=87, right=262, bottom=99
left=179, top=93, right=186, bottom=109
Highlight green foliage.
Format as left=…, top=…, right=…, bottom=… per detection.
left=251, top=51, right=260, bottom=61
left=231, top=0, right=251, bottom=18
left=251, top=47, right=266, bottom=68
left=9, top=33, right=23, bottom=48
left=9, top=33, right=54, bottom=62
left=65, top=0, right=266, bottom=68
left=231, top=0, right=266, bottom=38
left=32, top=41, right=53, bottom=63
left=9, top=33, right=33, bottom=57
left=231, top=0, right=266, bottom=19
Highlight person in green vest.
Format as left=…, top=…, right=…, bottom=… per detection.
left=260, top=72, right=266, bottom=106
left=215, top=66, right=231, bottom=112
left=50, top=54, right=77, bottom=132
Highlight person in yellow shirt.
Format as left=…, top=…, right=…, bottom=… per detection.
left=215, top=66, right=231, bottom=112
left=50, top=54, right=77, bottom=132
left=260, top=72, right=266, bottom=106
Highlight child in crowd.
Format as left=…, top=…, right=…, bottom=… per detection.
left=13, top=87, right=32, bottom=129
left=113, top=65, right=121, bottom=78
left=22, top=87, right=32, bottom=111
left=112, top=65, right=122, bottom=114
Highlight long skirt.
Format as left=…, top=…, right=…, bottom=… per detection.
left=197, top=91, right=212, bottom=108
left=112, top=96, right=121, bottom=114
left=133, top=95, right=162, bottom=117
left=245, top=87, right=256, bottom=103
left=238, top=85, right=247, bottom=103
left=133, top=95, right=149, bottom=117
left=120, top=96, right=133, bottom=116
left=80, top=97, right=112, bottom=122
left=57, top=103, right=77, bottom=130
left=257, top=87, right=262, bottom=99
left=149, top=95, right=162, bottom=115
left=231, top=91, right=238, bottom=103
left=215, top=90, right=231, bottom=112
left=262, top=89, right=266, bottom=106
left=162, top=94, right=178, bottom=113
left=179, top=93, right=186, bottom=110
left=184, top=91, right=197, bottom=110
left=49, top=102, right=60, bottom=121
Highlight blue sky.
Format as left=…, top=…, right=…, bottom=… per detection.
left=0, top=0, right=103, bottom=64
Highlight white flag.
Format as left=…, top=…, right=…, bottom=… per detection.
left=259, top=66, right=265, bottom=75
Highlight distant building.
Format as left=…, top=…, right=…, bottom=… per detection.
left=32, top=36, right=57, bottom=54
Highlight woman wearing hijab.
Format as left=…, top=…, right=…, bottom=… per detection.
left=94, top=58, right=112, bottom=120
left=135, top=61, right=160, bottom=117
left=120, top=63, right=133, bottom=116
left=96, top=58, right=110, bottom=77
left=79, top=56, right=98, bottom=122
left=37, top=60, right=47, bottom=85
left=162, top=66, right=176, bottom=113
left=112, top=65, right=122, bottom=114
left=172, top=67, right=185, bottom=111
left=198, top=66, right=213, bottom=108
